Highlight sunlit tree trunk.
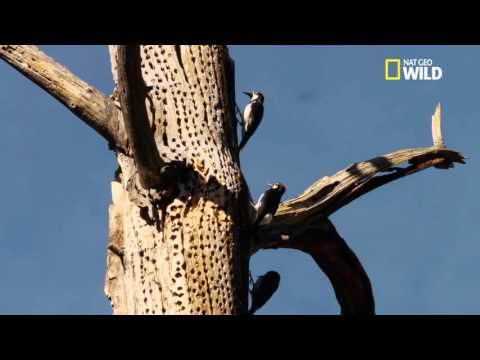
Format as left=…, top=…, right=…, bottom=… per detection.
left=104, top=45, right=250, bottom=314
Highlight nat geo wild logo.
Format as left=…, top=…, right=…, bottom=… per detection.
left=385, top=58, right=443, bottom=81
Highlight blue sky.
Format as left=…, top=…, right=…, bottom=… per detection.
left=0, top=45, right=478, bottom=314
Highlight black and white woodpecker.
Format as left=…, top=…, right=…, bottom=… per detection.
left=238, top=91, right=265, bottom=151
left=254, top=182, right=286, bottom=226
left=248, top=271, right=281, bottom=315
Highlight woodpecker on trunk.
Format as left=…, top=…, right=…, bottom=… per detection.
left=248, top=271, right=281, bottom=315
left=238, top=91, right=264, bottom=151
left=254, top=182, right=286, bottom=226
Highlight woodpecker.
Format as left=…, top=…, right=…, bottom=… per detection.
left=254, top=182, right=286, bottom=226
left=249, top=271, right=281, bottom=315
left=238, top=91, right=265, bottom=151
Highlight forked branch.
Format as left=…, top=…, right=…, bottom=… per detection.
left=251, top=103, right=464, bottom=314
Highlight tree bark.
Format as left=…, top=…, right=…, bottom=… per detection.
left=105, top=45, right=249, bottom=314
left=0, top=46, right=465, bottom=315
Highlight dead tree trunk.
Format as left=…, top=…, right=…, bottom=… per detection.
left=105, top=45, right=249, bottom=314
left=0, top=45, right=465, bottom=315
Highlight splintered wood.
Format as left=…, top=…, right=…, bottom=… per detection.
left=268, top=102, right=465, bottom=232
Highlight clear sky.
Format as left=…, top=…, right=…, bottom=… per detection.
left=0, top=45, right=478, bottom=314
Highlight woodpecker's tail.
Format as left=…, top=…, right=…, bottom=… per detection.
left=238, top=134, right=251, bottom=152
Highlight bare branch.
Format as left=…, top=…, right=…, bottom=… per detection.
left=255, top=218, right=375, bottom=315
left=269, top=147, right=464, bottom=230
left=116, top=45, right=165, bottom=190
left=250, top=104, right=465, bottom=314
left=269, top=103, right=465, bottom=228
left=0, top=45, right=126, bottom=149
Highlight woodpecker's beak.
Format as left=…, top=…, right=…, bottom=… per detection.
left=268, top=183, right=279, bottom=190
left=243, top=92, right=253, bottom=98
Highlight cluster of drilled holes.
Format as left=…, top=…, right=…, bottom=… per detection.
left=143, top=45, right=241, bottom=189
left=128, top=215, right=158, bottom=314
left=186, top=200, right=213, bottom=313
left=203, top=199, right=232, bottom=312
left=165, top=202, right=189, bottom=312
left=146, top=46, right=201, bottom=167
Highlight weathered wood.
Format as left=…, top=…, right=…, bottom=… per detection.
left=432, top=103, right=444, bottom=148
left=269, top=146, right=464, bottom=229
left=104, top=179, right=128, bottom=314
left=267, top=103, right=465, bottom=230
left=247, top=103, right=464, bottom=314
left=116, top=45, right=165, bottom=189
left=104, top=45, right=248, bottom=314
left=258, top=218, right=375, bottom=314
left=0, top=45, right=126, bottom=150
left=0, top=44, right=250, bottom=315
left=1, top=45, right=466, bottom=315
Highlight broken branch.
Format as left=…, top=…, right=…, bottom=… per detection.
left=270, top=102, right=465, bottom=228
left=250, top=103, right=465, bottom=315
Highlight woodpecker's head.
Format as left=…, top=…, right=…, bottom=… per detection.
left=268, top=182, right=286, bottom=195
left=243, top=91, right=264, bottom=104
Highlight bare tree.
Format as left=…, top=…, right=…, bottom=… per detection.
left=0, top=45, right=465, bottom=315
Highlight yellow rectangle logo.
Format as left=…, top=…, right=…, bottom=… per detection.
left=385, top=59, right=401, bottom=80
